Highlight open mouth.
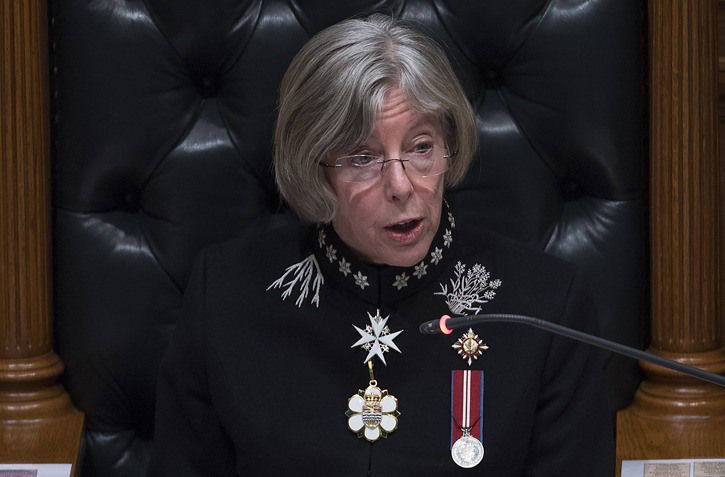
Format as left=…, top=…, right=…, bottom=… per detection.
left=386, top=219, right=422, bottom=233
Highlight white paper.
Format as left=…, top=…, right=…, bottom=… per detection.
left=0, top=464, right=72, bottom=477
left=622, top=459, right=725, bottom=477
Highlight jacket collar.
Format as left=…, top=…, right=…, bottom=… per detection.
left=313, top=201, right=456, bottom=306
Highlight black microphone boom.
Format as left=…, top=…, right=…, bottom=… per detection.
left=419, top=313, right=725, bottom=388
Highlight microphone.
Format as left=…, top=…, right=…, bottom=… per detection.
left=419, top=313, right=725, bottom=388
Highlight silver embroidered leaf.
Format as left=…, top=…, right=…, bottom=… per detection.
left=267, top=254, right=324, bottom=307
left=435, top=261, right=502, bottom=315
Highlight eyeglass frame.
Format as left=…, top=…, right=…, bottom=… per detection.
left=318, top=144, right=455, bottom=183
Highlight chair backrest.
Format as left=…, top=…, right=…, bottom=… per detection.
left=50, top=1, right=647, bottom=475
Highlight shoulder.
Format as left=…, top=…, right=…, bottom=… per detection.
left=188, top=222, right=314, bottom=289
left=207, top=222, right=310, bottom=262
left=456, top=222, right=579, bottom=278
left=453, top=223, right=591, bottom=323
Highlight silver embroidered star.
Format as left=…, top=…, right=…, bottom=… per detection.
left=431, top=247, right=443, bottom=265
left=413, top=261, right=427, bottom=279
left=448, top=212, right=456, bottom=229
left=325, top=245, right=337, bottom=263
left=353, top=271, right=369, bottom=289
left=443, top=229, right=453, bottom=247
left=351, top=310, right=403, bottom=365
left=392, top=273, right=409, bottom=290
left=338, top=258, right=352, bottom=276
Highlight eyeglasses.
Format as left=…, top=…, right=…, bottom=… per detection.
left=319, top=144, right=452, bottom=183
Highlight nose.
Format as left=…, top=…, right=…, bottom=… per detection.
left=383, top=158, right=414, bottom=201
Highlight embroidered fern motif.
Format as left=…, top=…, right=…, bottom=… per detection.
left=436, top=261, right=501, bottom=315
left=267, top=254, right=324, bottom=307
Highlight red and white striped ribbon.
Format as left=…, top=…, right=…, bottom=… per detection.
left=450, top=369, right=483, bottom=446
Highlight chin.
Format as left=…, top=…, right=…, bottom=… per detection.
left=382, top=249, right=429, bottom=268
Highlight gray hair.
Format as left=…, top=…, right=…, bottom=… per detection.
left=274, top=14, right=477, bottom=223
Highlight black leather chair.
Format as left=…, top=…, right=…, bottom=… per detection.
left=50, top=1, right=647, bottom=475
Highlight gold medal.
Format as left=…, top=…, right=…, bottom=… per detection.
left=452, top=328, right=488, bottom=366
left=346, top=360, right=400, bottom=442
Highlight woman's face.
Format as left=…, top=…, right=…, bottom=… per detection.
left=326, top=88, right=445, bottom=267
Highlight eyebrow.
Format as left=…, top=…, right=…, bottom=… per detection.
left=355, top=117, right=442, bottom=152
left=405, top=113, right=440, bottom=132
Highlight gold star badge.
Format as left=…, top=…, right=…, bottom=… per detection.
left=452, top=328, right=488, bottom=366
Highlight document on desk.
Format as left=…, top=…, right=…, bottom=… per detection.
left=622, top=459, right=725, bottom=477
left=0, top=464, right=72, bottom=477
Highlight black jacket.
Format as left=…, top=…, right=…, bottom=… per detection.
left=149, top=206, right=614, bottom=476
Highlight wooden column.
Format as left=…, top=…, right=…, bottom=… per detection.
left=616, top=0, right=725, bottom=471
left=720, top=0, right=725, bottom=358
left=0, top=0, right=83, bottom=472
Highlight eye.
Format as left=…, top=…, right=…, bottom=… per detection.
left=410, top=143, right=434, bottom=155
left=349, top=154, right=377, bottom=167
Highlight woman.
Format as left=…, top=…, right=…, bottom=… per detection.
left=149, top=14, right=614, bottom=476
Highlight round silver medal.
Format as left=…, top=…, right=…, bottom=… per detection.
left=451, top=434, right=484, bottom=468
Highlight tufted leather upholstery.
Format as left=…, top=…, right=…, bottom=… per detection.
left=50, top=1, right=647, bottom=475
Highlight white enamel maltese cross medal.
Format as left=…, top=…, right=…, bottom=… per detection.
left=351, top=309, right=403, bottom=364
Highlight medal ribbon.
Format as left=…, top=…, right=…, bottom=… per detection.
left=450, top=369, right=483, bottom=446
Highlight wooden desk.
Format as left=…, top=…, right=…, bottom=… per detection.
left=0, top=412, right=85, bottom=477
